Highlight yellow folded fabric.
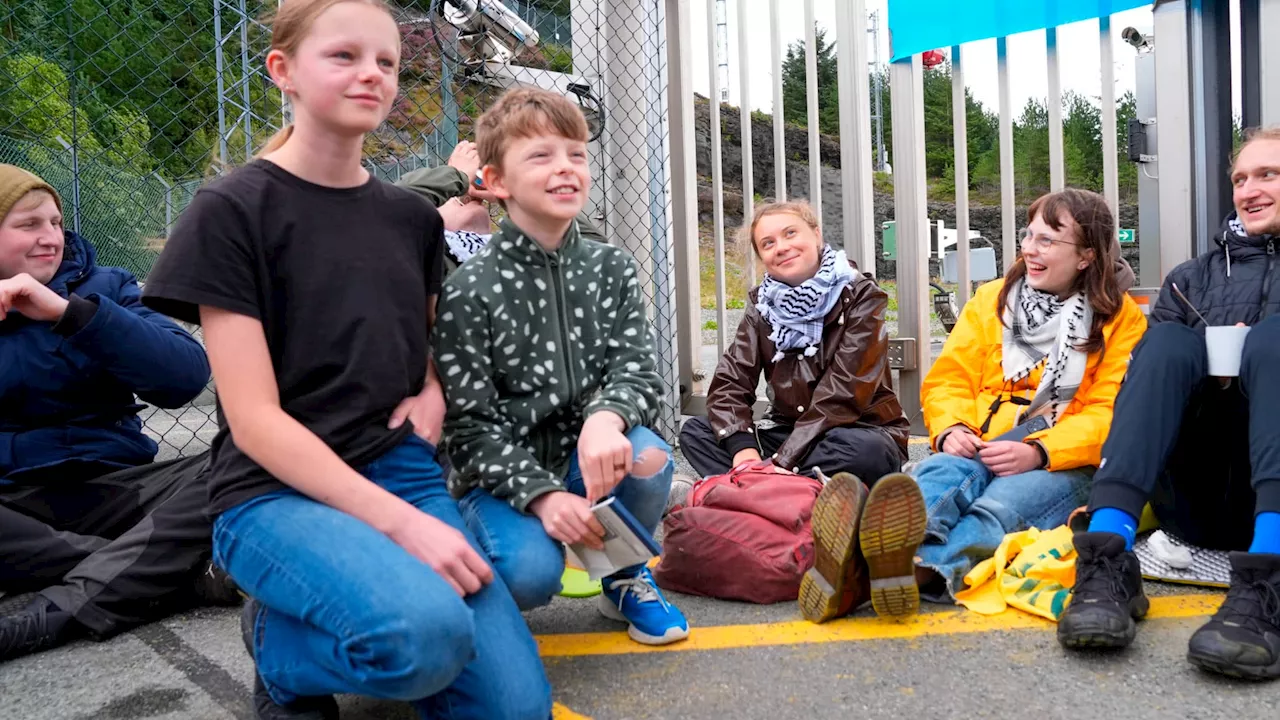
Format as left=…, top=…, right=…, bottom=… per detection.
left=954, top=525, right=1077, bottom=621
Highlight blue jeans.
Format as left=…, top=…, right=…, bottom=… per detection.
left=458, top=426, right=673, bottom=611
left=910, top=452, right=1093, bottom=600
left=212, top=436, right=551, bottom=720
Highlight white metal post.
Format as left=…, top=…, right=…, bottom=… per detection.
left=836, top=0, right=875, bottom=274
left=666, top=0, right=703, bottom=406
left=1046, top=27, right=1065, bottom=190
left=952, top=45, right=971, bottom=307
left=737, top=0, right=755, bottom=283
left=891, top=55, right=931, bottom=434
left=706, top=0, right=728, bottom=354
left=804, top=0, right=822, bottom=217
left=1153, top=0, right=1195, bottom=277
left=1135, top=49, right=1163, bottom=288
left=1100, top=16, right=1119, bottom=223
left=770, top=0, right=786, bottom=201
left=1259, top=0, right=1280, bottom=126
left=998, top=37, right=1016, bottom=270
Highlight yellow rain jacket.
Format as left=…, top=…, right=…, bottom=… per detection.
left=921, top=280, right=1147, bottom=471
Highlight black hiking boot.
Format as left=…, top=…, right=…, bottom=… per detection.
left=1187, top=552, right=1280, bottom=680
left=192, top=561, right=243, bottom=607
left=240, top=599, right=340, bottom=719
left=1058, top=531, right=1149, bottom=649
left=0, top=596, right=80, bottom=663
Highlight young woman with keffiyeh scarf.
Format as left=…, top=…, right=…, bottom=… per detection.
left=798, top=188, right=1146, bottom=626
left=679, top=201, right=921, bottom=623
left=680, top=200, right=910, bottom=490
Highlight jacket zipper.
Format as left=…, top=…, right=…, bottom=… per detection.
left=1261, top=240, right=1276, bottom=320
left=547, top=258, right=578, bottom=398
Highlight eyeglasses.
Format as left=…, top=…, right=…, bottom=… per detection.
left=1020, top=228, right=1079, bottom=251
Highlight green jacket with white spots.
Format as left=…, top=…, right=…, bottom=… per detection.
left=433, top=217, right=662, bottom=513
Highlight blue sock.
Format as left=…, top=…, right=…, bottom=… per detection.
left=1248, top=512, right=1280, bottom=554
left=1087, top=507, right=1138, bottom=550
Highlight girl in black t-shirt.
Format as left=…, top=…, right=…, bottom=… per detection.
left=140, top=1, right=550, bottom=717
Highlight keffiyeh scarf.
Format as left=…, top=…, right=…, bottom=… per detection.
left=1001, top=278, right=1092, bottom=424
left=444, top=229, right=491, bottom=265
left=756, top=245, right=855, bottom=362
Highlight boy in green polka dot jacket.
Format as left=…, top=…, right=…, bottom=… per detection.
left=433, top=88, right=690, bottom=646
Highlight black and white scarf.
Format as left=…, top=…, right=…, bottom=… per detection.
left=756, top=245, right=855, bottom=362
left=1001, top=279, right=1092, bottom=424
left=444, top=229, right=491, bottom=265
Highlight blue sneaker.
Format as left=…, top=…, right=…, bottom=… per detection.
left=598, top=567, right=690, bottom=645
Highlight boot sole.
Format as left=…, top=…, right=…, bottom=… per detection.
left=1057, top=625, right=1137, bottom=649
left=1057, top=596, right=1149, bottom=650
left=1187, top=650, right=1280, bottom=681
left=858, top=473, right=927, bottom=621
left=799, top=473, right=868, bottom=624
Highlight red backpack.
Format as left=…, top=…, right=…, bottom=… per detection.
left=652, top=461, right=824, bottom=604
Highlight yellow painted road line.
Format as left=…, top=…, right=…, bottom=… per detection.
left=908, top=437, right=930, bottom=445
left=553, top=702, right=592, bottom=719
left=536, top=594, right=1222, bottom=658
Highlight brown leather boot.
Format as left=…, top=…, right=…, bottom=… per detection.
left=799, top=472, right=871, bottom=623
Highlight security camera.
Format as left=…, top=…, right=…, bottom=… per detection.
left=1121, top=26, right=1152, bottom=52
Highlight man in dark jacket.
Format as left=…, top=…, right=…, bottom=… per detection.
left=1058, top=128, right=1280, bottom=679
left=0, top=165, right=236, bottom=663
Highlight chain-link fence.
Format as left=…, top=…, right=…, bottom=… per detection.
left=2, top=0, right=680, bottom=450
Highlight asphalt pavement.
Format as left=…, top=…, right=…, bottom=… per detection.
left=2, top=440, right=1276, bottom=720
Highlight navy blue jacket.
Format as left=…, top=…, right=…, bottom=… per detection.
left=0, top=232, right=210, bottom=481
left=1151, top=212, right=1280, bottom=327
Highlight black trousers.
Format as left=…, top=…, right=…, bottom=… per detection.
left=0, top=454, right=215, bottom=638
left=1089, top=319, right=1280, bottom=551
left=679, top=416, right=904, bottom=483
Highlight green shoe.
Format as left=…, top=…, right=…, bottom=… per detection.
left=559, top=567, right=602, bottom=598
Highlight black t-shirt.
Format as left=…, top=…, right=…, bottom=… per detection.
left=142, top=160, right=444, bottom=514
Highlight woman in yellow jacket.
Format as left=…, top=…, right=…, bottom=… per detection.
left=907, top=188, right=1148, bottom=604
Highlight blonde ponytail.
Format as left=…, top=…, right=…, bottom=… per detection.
left=256, top=124, right=295, bottom=158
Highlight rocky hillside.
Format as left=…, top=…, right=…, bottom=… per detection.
left=691, top=96, right=1141, bottom=279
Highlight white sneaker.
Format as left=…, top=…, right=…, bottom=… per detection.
left=665, top=474, right=696, bottom=515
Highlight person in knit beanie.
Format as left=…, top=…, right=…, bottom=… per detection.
left=0, top=164, right=239, bottom=664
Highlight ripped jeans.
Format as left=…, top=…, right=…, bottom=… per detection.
left=458, top=426, right=673, bottom=610
left=910, top=452, right=1093, bottom=600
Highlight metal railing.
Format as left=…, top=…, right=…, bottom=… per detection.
left=665, top=0, right=1280, bottom=432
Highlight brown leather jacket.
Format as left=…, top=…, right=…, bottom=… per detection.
left=705, top=272, right=911, bottom=471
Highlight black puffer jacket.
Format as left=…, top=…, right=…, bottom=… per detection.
left=1150, top=212, right=1280, bottom=327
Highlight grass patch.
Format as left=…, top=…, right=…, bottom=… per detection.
left=698, top=230, right=756, bottom=309
left=702, top=320, right=718, bottom=330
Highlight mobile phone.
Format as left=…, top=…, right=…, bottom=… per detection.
left=473, top=171, right=485, bottom=189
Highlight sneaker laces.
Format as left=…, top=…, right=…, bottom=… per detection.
left=1216, top=578, right=1280, bottom=633
left=608, top=573, right=671, bottom=613
left=1074, top=555, right=1131, bottom=602
left=0, top=603, right=53, bottom=653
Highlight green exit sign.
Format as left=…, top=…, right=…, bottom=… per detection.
left=1118, top=228, right=1136, bottom=244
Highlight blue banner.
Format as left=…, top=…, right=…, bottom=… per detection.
left=887, top=0, right=1152, bottom=62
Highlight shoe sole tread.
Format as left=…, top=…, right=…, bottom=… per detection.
left=858, top=473, right=927, bottom=620
left=799, top=473, right=867, bottom=624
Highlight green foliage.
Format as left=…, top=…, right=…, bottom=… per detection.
left=0, top=54, right=102, bottom=155
left=783, top=49, right=1140, bottom=205
left=703, top=320, right=718, bottom=331
left=780, top=26, right=840, bottom=135
left=542, top=42, right=573, bottom=74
